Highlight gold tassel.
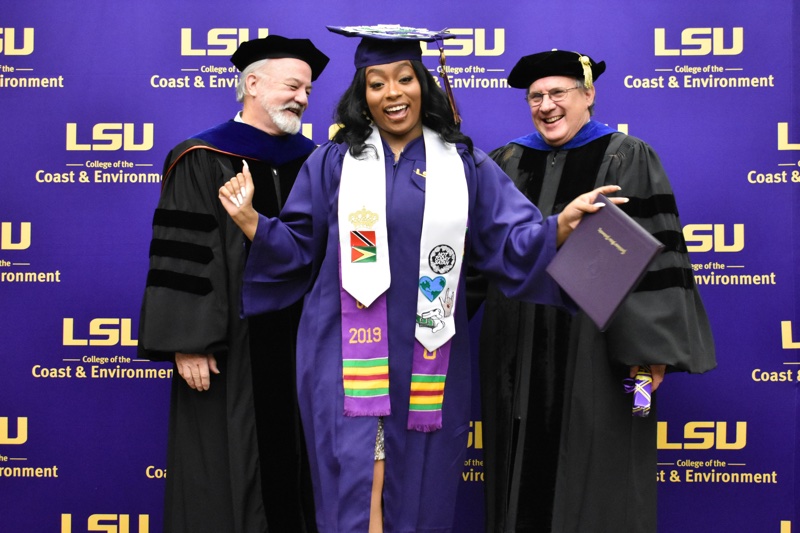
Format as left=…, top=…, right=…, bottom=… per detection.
left=437, top=41, right=461, bottom=126
left=579, top=55, right=593, bottom=89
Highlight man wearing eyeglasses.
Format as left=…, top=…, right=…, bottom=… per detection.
left=138, top=36, right=328, bottom=533
left=477, top=50, right=716, bottom=532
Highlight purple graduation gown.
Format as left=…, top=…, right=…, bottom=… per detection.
left=241, top=134, right=566, bottom=533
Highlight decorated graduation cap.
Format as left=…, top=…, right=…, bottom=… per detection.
left=507, top=49, right=606, bottom=90
left=327, top=24, right=462, bottom=124
left=230, top=35, right=329, bottom=81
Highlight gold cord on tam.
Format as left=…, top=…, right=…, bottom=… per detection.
left=578, top=54, right=593, bottom=89
left=436, top=41, right=461, bottom=125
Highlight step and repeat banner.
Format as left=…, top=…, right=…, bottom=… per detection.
left=2, top=1, right=798, bottom=531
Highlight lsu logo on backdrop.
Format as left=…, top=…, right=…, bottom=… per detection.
left=683, top=224, right=744, bottom=253
left=782, top=321, right=800, bottom=349
left=654, top=27, right=744, bottom=56
left=1, top=221, right=31, bottom=250
left=0, top=28, right=34, bottom=56
left=421, top=28, right=505, bottom=57
left=778, top=122, right=800, bottom=150
left=0, top=417, right=28, bottom=445
left=66, top=123, right=153, bottom=151
left=181, top=28, right=269, bottom=56
left=658, top=421, right=747, bottom=450
left=60, top=514, right=150, bottom=533
left=467, top=421, right=483, bottom=449
left=63, top=318, right=138, bottom=347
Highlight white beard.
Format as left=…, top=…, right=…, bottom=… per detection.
left=267, top=103, right=303, bottom=135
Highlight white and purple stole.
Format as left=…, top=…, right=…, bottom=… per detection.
left=338, top=126, right=467, bottom=432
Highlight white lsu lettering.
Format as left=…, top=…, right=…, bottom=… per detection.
left=61, top=514, right=150, bottom=533
left=658, top=421, right=747, bottom=450
left=421, top=28, right=505, bottom=57
left=1, top=222, right=31, bottom=250
left=181, top=28, right=270, bottom=56
left=0, top=28, right=34, bottom=55
left=66, top=123, right=153, bottom=151
left=654, top=27, right=743, bottom=56
left=62, top=318, right=138, bottom=347
left=0, top=417, right=28, bottom=445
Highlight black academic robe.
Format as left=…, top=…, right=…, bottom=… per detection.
left=138, top=121, right=317, bottom=533
left=479, top=129, right=716, bottom=533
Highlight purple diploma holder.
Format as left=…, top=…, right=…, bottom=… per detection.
left=545, top=194, right=665, bottom=332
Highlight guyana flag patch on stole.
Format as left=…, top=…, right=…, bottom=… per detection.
left=351, top=230, right=377, bottom=263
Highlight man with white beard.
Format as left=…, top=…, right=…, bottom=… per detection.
left=137, top=35, right=328, bottom=533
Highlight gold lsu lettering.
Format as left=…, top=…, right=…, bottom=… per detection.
left=61, top=514, right=149, bottom=533
left=654, top=27, right=743, bottom=56
left=0, top=28, right=34, bottom=55
left=658, top=421, right=746, bottom=450
left=683, top=224, right=744, bottom=253
left=66, top=123, right=154, bottom=151
left=0, top=417, right=28, bottom=445
left=467, top=421, right=483, bottom=449
left=1, top=222, right=31, bottom=250
left=421, top=28, right=505, bottom=57
left=778, top=122, right=800, bottom=150
left=62, top=318, right=137, bottom=347
left=181, top=28, right=270, bottom=56
left=782, top=321, right=800, bottom=349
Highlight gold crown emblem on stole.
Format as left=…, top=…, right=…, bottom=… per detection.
left=349, top=207, right=379, bottom=229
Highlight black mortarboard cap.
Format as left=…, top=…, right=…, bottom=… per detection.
left=507, top=49, right=606, bottom=89
left=230, top=35, right=329, bottom=81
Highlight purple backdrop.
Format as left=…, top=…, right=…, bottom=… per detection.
left=1, top=1, right=798, bottom=531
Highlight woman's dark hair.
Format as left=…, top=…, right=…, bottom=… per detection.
left=332, top=60, right=473, bottom=158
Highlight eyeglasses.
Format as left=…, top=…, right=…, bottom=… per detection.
left=526, top=86, right=582, bottom=107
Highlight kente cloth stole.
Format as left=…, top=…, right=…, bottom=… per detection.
left=338, top=126, right=468, bottom=432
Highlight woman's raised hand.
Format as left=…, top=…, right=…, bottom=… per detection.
left=556, top=185, right=628, bottom=247
left=219, top=159, right=259, bottom=241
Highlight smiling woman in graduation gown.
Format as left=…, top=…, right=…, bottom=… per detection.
left=216, top=27, right=623, bottom=532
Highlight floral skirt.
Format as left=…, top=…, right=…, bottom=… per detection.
left=374, top=417, right=385, bottom=461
